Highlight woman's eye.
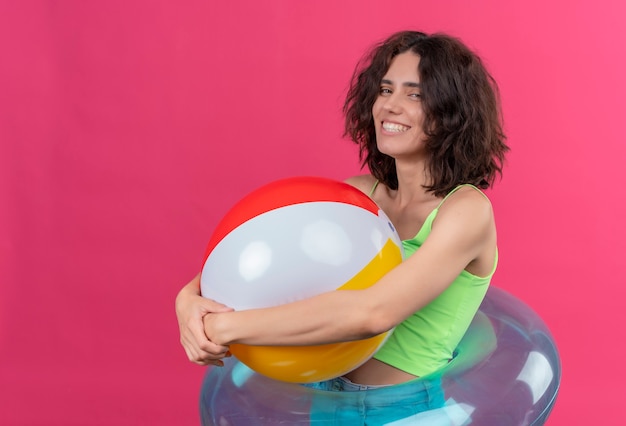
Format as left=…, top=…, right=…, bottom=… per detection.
left=379, top=87, right=392, bottom=95
left=409, top=93, right=421, bottom=99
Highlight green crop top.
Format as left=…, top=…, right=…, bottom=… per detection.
left=370, top=181, right=497, bottom=377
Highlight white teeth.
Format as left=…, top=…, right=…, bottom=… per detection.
left=382, top=122, right=410, bottom=132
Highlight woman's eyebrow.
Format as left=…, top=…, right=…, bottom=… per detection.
left=381, top=79, right=421, bottom=88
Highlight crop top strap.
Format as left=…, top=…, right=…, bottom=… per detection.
left=368, top=180, right=380, bottom=197
left=436, top=184, right=489, bottom=209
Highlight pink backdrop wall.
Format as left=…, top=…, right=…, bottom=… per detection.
left=1, top=1, right=624, bottom=424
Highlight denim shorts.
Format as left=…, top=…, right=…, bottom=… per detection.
left=302, top=375, right=445, bottom=424
left=304, top=376, right=393, bottom=391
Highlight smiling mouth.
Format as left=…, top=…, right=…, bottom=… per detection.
left=382, top=121, right=410, bottom=133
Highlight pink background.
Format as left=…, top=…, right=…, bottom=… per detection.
left=1, top=1, right=624, bottom=424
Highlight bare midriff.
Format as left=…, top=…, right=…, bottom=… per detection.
left=343, top=358, right=418, bottom=385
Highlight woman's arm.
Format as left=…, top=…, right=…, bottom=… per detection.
left=175, top=274, right=234, bottom=365
left=203, top=188, right=495, bottom=347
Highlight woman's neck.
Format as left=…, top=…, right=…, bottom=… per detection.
left=391, top=159, right=438, bottom=207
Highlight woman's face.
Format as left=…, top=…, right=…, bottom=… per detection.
left=372, top=52, right=426, bottom=160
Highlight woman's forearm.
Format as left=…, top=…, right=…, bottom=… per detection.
left=205, top=288, right=388, bottom=347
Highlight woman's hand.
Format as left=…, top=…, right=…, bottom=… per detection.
left=175, top=274, right=234, bottom=366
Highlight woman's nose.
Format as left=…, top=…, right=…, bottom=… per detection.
left=382, top=94, right=402, bottom=113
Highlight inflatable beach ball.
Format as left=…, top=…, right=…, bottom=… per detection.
left=200, top=176, right=404, bottom=383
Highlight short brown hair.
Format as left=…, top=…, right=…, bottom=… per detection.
left=344, top=31, right=509, bottom=197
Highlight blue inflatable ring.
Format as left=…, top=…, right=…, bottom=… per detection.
left=199, top=286, right=561, bottom=425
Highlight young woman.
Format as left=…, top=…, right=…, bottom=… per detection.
left=176, top=30, right=508, bottom=402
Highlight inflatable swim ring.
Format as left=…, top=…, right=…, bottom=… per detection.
left=199, top=286, right=561, bottom=425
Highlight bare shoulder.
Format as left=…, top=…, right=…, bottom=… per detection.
left=343, top=174, right=378, bottom=195
left=429, top=187, right=497, bottom=275
left=436, top=186, right=495, bottom=230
